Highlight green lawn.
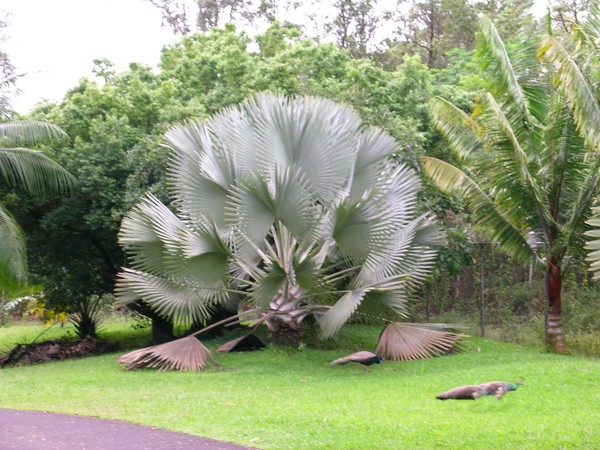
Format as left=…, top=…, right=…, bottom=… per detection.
left=1, top=321, right=599, bottom=449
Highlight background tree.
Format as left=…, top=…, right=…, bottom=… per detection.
left=479, top=0, right=536, bottom=39
left=19, top=64, right=177, bottom=338
left=384, top=0, right=537, bottom=69
left=146, top=0, right=297, bottom=35
left=551, top=0, right=593, bottom=30
left=326, top=0, right=379, bottom=59
left=421, top=16, right=600, bottom=352
left=0, top=10, right=17, bottom=116
left=386, top=0, right=479, bottom=69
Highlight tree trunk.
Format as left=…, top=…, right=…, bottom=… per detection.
left=151, top=316, right=175, bottom=345
left=269, top=319, right=302, bottom=348
left=128, top=301, right=175, bottom=344
left=545, top=259, right=568, bottom=353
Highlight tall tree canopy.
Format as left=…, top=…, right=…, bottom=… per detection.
left=146, top=0, right=542, bottom=66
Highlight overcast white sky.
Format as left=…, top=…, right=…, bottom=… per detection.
left=4, top=0, right=177, bottom=114
left=4, top=0, right=549, bottom=115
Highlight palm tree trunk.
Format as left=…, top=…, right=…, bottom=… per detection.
left=268, top=318, right=302, bottom=348
left=545, top=259, right=568, bottom=353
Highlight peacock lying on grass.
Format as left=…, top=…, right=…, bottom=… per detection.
left=436, top=380, right=523, bottom=400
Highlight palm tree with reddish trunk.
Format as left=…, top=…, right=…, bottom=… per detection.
left=422, top=15, right=600, bottom=353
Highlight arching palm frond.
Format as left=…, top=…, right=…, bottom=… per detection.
left=427, top=96, right=485, bottom=162
left=421, top=157, right=536, bottom=263
left=0, top=120, right=68, bottom=147
left=539, top=35, right=600, bottom=155
left=430, top=93, right=552, bottom=241
left=476, top=15, right=536, bottom=132
left=0, top=208, right=27, bottom=287
left=0, top=148, right=75, bottom=196
left=481, top=93, right=549, bottom=219
left=0, top=119, right=73, bottom=289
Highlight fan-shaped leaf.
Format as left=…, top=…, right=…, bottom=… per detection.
left=115, top=269, right=222, bottom=324
left=376, top=322, right=467, bottom=361
left=319, top=289, right=368, bottom=338
left=117, top=336, right=216, bottom=371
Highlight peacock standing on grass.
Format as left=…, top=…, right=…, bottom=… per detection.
left=436, top=380, right=523, bottom=400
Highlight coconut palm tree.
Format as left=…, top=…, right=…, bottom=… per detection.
left=0, top=118, right=75, bottom=287
left=421, top=15, right=600, bottom=353
left=116, top=94, right=446, bottom=350
left=555, top=6, right=600, bottom=278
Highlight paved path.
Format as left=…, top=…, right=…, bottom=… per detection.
left=0, top=409, right=254, bottom=450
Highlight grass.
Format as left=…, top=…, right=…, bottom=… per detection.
left=1, top=320, right=600, bottom=449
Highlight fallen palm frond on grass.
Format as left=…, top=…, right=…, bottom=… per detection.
left=117, top=336, right=215, bottom=371
left=117, top=312, right=468, bottom=371
left=216, top=324, right=265, bottom=353
left=376, top=322, right=467, bottom=361
left=117, top=309, right=260, bottom=371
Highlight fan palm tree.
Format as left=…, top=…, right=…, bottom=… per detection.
left=421, top=16, right=600, bottom=353
left=0, top=118, right=75, bottom=287
left=116, top=93, right=446, bottom=349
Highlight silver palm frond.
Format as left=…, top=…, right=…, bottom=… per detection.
left=116, top=93, right=445, bottom=359
left=376, top=322, right=467, bottom=361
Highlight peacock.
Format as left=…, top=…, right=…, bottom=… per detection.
left=436, top=380, right=523, bottom=400
left=330, top=351, right=383, bottom=370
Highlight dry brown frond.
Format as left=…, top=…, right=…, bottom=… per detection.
left=115, top=310, right=262, bottom=372
left=117, top=336, right=216, bottom=371
left=375, top=322, right=467, bottom=361
left=217, top=328, right=265, bottom=353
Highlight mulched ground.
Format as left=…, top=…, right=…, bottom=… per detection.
left=0, top=409, right=255, bottom=450
left=0, top=336, right=120, bottom=368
